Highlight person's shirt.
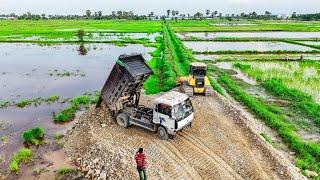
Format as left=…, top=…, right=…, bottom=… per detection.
left=135, top=152, right=146, bottom=168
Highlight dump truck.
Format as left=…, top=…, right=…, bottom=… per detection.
left=96, top=54, right=194, bottom=140
left=179, top=62, right=214, bottom=96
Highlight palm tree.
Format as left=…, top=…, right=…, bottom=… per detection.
left=98, top=11, right=102, bottom=19
left=206, top=10, right=210, bottom=18
left=86, top=10, right=91, bottom=19
left=167, top=10, right=171, bottom=18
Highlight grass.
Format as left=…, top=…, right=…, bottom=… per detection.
left=194, top=50, right=320, bottom=55
left=170, top=19, right=320, bottom=32
left=0, top=20, right=162, bottom=41
left=56, top=167, right=75, bottom=175
left=233, top=61, right=320, bottom=105
left=48, top=70, right=86, bottom=77
left=144, top=36, right=164, bottom=94
left=218, top=73, right=320, bottom=175
left=9, top=148, right=33, bottom=173
left=22, top=127, right=45, bottom=146
left=262, top=79, right=320, bottom=126
left=53, top=92, right=100, bottom=123
left=15, top=94, right=61, bottom=108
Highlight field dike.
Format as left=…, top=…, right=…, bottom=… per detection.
left=63, top=90, right=305, bottom=180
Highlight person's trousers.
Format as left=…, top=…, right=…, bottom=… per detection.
left=137, top=168, right=147, bottom=180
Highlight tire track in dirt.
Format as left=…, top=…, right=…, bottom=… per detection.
left=65, top=92, right=304, bottom=180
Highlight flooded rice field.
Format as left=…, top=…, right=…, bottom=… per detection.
left=184, top=41, right=316, bottom=52
left=178, top=32, right=320, bottom=40
left=0, top=32, right=161, bottom=42
left=83, top=32, right=161, bottom=42
left=215, top=62, right=257, bottom=85
left=0, top=43, right=154, bottom=167
left=229, top=61, right=320, bottom=103
left=195, top=54, right=320, bottom=61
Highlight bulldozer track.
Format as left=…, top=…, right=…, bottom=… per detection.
left=178, top=130, right=244, bottom=179
left=66, top=94, right=305, bottom=180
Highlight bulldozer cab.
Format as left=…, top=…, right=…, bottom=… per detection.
left=189, top=62, right=207, bottom=77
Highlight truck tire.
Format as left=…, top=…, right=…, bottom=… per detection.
left=116, top=113, right=129, bottom=128
left=157, top=126, right=168, bottom=140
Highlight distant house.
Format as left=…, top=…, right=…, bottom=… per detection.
left=278, top=14, right=290, bottom=19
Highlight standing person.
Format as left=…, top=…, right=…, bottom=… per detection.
left=135, top=148, right=147, bottom=180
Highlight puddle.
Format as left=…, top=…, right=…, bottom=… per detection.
left=178, top=32, right=320, bottom=39
left=184, top=41, right=316, bottom=52
left=215, top=62, right=257, bottom=85
left=193, top=54, right=320, bottom=61
left=0, top=43, right=154, bottom=168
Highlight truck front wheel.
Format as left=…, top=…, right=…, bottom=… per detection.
left=116, top=113, right=129, bottom=128
left=157, top=126, right=168, bottom=140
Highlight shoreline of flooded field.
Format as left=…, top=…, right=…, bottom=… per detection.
left=184, top=41, right=317, bottom=52
left=0, top=43, right=154, bottom=169
left=178, top=32, right=320, bottom=40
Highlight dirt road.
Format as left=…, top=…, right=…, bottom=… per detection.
left=64, top=92, right=304, bottom=179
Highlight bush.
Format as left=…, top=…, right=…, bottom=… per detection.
left=22, top=127, right=45, bottom=145
left=9, top=148, right=32, bottom=173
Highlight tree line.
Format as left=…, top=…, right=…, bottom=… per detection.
left=0, top=10, right=319, bottom=20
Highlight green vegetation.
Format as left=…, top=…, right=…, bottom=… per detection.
left=0, top=100, right=10, bottom=108
left=56, top=167, right=75, bottom=175
left=48, top=69, right=86, bottom=77
left=145, top=23, right=193, bottom=94
left=53, top=92, right=100, bottom=122
left=218, top=73, right=320, bottom=175
left=9, top=148, right=33, bottom=173
left=45, top=95, right=60, bottom=104
left=194, top=50, right=320, bottom=55
left=262, top=79, right=320, bottom=125
left=233, top=61, right=320, bottom=104
left=22, top=127, right=45, bottom=145
left=144, top=36, right=164, bottom=94
left=14, top=95, right=61, bottom=108
left=0, top=20, right=162, bottom=41
left=55, top=167, right=81, bottom=180
left=170, top=19, right=320, bottom=32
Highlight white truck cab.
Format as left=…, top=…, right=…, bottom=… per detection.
left=153, top=91, right=194, bottom=139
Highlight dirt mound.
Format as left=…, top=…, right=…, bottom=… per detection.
left=64, top=92, right=305, bottom=180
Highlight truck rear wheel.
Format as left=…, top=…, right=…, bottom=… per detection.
left=116, top=113, right=129, bottom=128
left=157, top=126, right=168, bottom=140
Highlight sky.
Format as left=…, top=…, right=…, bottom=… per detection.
left=0, top=0, right=320, bottom=15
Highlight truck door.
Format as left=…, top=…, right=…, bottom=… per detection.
left=154, top=104, right=174, bottom=132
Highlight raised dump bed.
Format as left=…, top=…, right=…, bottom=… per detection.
left=96, top=54, right=152, bottom=115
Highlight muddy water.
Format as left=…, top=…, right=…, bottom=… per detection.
left=178, top=32, right=320, bottom=39
left=184, top=41, right=317, bottom=52
left=0, top=43, right=154, bottom=169
left=215, top=62, right=257, bottom=85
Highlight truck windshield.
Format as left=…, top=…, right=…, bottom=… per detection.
left=172, top=98, right=193, bottom=122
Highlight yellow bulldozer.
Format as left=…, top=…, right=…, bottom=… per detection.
left=179, top=62, right=214, bottom=96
